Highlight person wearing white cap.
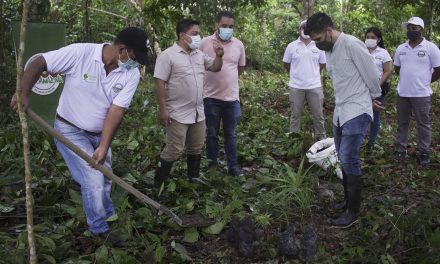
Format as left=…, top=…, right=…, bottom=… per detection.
left=393, top=16, right=440, bottom=165
left=282, top=19, right=327, bottom=140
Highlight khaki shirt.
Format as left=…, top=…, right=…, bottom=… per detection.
left=154, top=43, right=214, bottom=124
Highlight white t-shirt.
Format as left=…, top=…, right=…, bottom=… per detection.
left=282, top=38, right=326, bottom=89
left=394, top=38, right=440, bottom=97
left=43, top=43, right=140, bottom=132
left=370, top=46, right=392, bottom=79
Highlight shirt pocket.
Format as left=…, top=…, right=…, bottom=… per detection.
left=172, top=60, right=193, bottom=79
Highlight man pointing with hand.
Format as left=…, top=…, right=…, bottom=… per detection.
left=153, top=18, right=223, bottom=187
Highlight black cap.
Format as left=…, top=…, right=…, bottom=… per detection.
left=116, top=27, right=149, bottom=66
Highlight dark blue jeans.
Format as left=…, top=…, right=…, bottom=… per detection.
left=333, top=114, right=371, bottom=176
left=204, top=98, right=241, bottom=170
left=368, top=96, right=384, bottom=147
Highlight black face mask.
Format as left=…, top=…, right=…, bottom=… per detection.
left=316, top=41, right=334, bottom=51
left=315, top=31, right=334, bottom=51
left=407, top=30, right=421, bottom=41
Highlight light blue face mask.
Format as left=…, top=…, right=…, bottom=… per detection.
left=118, top=49, right=139, bottom=71
left=218, top=27, right=233, bottom=41
left=185, top=34, right=202, bottom=50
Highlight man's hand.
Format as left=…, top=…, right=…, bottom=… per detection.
left=92, top=146, right=108, bottom=165
left=373, top=99, right=385, bottom=111
left=10, top=92, right=30, bottom=113
left=159, top=109, right=170, bottom=127
left=212, top=39, right=224, bottom=57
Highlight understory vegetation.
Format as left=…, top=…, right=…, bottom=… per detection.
left=1, top=71, right=440, bottom=263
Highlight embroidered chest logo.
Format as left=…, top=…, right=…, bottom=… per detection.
left=112, top=83, right=123, bottom=93
left=83, top=73, right=98, bottom=82
left=417, top=51, right=426, bottom=57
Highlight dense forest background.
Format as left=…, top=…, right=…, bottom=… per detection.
left=1, top=0, right=440, bottom=263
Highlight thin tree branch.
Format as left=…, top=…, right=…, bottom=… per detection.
left=15, top=0, right=37, bottom=263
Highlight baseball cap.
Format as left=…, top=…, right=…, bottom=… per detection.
left=116, top=27, right=149, bottom=65
left=299, top=20, right=307, bottom=29
left=402, top=17, right=424, bottom=29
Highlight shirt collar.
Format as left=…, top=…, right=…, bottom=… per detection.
left=404, top=38, right=426, bottom=48
left=173, top=42, right=199, bottom=55
left=96, top=43, right=124, bottom=73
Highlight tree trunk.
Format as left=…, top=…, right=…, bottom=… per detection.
left=427, top=0, right=434, bottom=40
left=301, top=0, right=315, bottom=19
left=148, top=24, right=161, bottom=56
left=84, top=0, right=91, bottom=42
left=16, top=0, right=38, bottom=263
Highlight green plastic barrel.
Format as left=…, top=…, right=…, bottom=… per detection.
left=12, top=21, right=66, bottom=125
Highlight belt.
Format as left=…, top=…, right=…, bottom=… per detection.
left=55, top=113, right=101, bottom=136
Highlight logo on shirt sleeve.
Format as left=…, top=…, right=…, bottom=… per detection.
left=112, top=83, right=123, bottom=93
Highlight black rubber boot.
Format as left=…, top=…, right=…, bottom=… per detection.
left=330, top=171, right=348, bottom=211
left=332, top=174, right=361, bottom=228
left=154, top=158, right=173, bottom=188
left=187, top=154, right=201, bottom=181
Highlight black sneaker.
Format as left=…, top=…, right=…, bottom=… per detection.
left=419, top=153, right=430, bottom=166
left=228, top=167, right=245, bottom=177
left=393, top=150, right=408, bottom=161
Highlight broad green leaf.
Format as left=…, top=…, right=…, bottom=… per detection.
left=202, top=222, right=225, bottom=235
left=95, top=245, right=108, bottom=263
left=171, top=241, right=192, bottom=261
left=126, top=140, right=139, bottom=150
left=69, top=189, right=83, bottom=205
left=183, top=227, right=199, bottom=243
left=106, top=214, right=118, bottom=222
left=155, top=244, right=166, bottom=262
left=42, top=254, right=56, bottom=264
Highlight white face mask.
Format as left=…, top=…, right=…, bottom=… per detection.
left=301, top=30, right=310, bottom=40
left=365, top=38, right=378, bottom=48
left=118, top=49, right=139, bottom=71
left=184, top=34, right=201, bottom=50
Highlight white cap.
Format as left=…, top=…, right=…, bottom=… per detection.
left=299, top=20, right=307, bottom=30
left=402, top=17, right=424, bottom=29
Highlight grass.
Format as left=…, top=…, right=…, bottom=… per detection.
left=0, top=71, right=439, bottom=263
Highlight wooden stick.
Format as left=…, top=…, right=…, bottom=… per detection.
left=27, top=109, right=184, bottom=226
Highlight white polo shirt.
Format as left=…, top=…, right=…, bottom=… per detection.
left=370, top=46, right=392, bottom=79
left=394, top=38, right=440, bottom=97
left=43, top=43, right=140, bottom=132
left=282, top=38, right=326, bottom=89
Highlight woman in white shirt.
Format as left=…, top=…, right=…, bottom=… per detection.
left=364, top=27, right=393, bottom=152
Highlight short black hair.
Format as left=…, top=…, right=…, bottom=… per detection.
left=216, top=11, right=234, bottom=23
left=365, top=27, right=385, bottom=48
left=304, top=12, right=333, bottom=35
left=176, top=18, right=199, bottom=39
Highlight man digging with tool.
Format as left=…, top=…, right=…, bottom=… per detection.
left=11, top=27, right=149, bottom=253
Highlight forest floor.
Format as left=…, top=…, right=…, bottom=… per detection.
left=0, top=71, right=439, bottom=263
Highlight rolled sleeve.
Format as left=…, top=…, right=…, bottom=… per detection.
left=112, top=70, right=140, bottom=108
left=239, top=43, right=246, bottom=66
left=319, top=50, right=326, bottom=64
left=203, top=52, right=215, bottom=69
left=430, top=43, right=440, bottom=67
left=394, top=46, right=402, bottom=67
left=154, top=52, right=171, bottom=81
left=282, top=44, right=293, bottom=63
